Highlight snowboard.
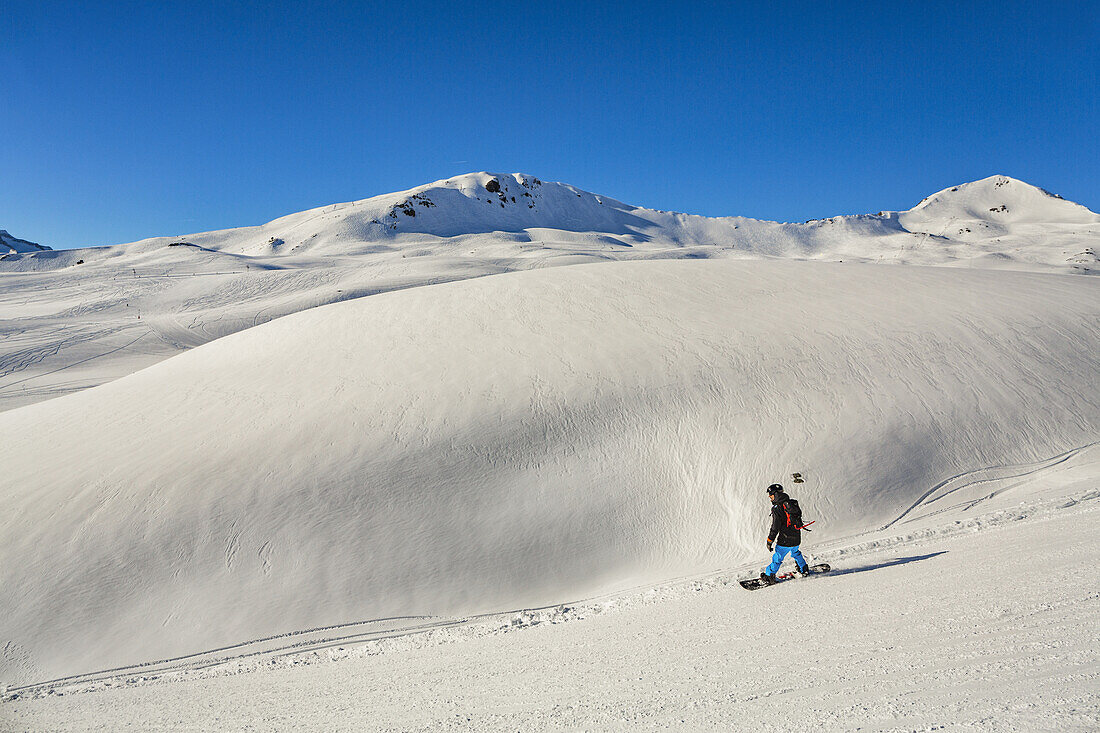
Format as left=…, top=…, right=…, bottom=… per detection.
left=738, top=563, right=830, bottom=590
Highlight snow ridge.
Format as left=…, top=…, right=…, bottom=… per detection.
left=7, top=173, right=1094, bottom=271
left=0, top=230, right=49, bottom=254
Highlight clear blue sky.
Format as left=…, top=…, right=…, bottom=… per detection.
left=3, top=2, right=1098, bottom=250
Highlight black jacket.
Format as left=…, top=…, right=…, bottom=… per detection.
left=767, top=491, right=802, bottom=547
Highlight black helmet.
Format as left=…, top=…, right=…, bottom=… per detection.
left=767, top=483, right=783, bottom=495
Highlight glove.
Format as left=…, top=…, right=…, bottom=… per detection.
left=766, top=539, right=774, bottom=551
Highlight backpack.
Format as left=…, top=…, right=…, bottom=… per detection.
left=782, top=499, right=811, bottom=531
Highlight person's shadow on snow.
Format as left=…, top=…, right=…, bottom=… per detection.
left=827, top=551, right=946, bottom=576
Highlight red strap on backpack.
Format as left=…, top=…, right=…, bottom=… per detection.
left=783, top=501, right=815, bottom=531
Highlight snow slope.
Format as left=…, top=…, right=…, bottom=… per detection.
left=1, top=259, right=1097, bottom=689
left=7, top=482, right=1098, bottom=731
left=1, top=173, right=1096, bottom=413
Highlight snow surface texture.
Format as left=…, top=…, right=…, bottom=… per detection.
left=6, top=446, right=1100, bottom=731
left=1, top=174, right=1099, bottom=730
left=1, top=258, right=1098, bottom=693
left=0, top=174, right=1097, bottom=413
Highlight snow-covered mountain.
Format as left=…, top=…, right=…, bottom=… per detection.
left=0, top=173, right=1096, bottom=414
left=4, top=172, right=1097, bottom=268
left=898, top=176, right=1100, bottom=269
left=1, top=175, right=1098, bottom=728
left=0, top=229, right=49, bottom=254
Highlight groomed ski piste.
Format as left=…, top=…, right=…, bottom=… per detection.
left=2, top=174, right=1099, bottom=731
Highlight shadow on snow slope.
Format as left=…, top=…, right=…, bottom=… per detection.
left=0, top=259, right=1097, bottom=686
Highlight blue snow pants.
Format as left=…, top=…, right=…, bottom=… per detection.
left=765, top=544, right=808, bottom=575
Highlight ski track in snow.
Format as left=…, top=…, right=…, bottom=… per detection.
left=4, top=455, right=1097, bottom=703
left=4, top=484, right=1099, bottom=732
left=881, top=441, right=1100, bottom=529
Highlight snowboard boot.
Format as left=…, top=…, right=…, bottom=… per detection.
left=759, top=572, right=777, bottom=585
left=797, top=565, right=812, bottom=576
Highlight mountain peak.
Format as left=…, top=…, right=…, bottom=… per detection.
left=900, top=176, right=1100, bottom=239
left=0, top=230, right=50, bottom=253
left=908, top=175, right=1096, bottom=217
left=244, top=172, right=645, bottom=252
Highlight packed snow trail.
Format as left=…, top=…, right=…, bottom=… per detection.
left=7, top=441, right=1094, bottom=698
left=5, top=477, right=1098, bottom=731
left=1, top=259, right=1096, bottom=688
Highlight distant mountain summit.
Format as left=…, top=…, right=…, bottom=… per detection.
left=155, top=171, right=1097, bottom=270
left=199, top=172, right=649, bottom=256
left=5, top=173, right=1098, bottom=274
left=900, top=175, right=1100, bottom=239
left=0, top=173, right=1096, bottom=414
left=353, top=172, right=637, bottom=238
left=0, top=230, right=50, bottom=253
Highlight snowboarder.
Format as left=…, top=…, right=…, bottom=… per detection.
left=760, top=483, right=811, bottom=585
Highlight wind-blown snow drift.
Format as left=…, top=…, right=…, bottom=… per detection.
left=1, top=259, right=1098, bottom=685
